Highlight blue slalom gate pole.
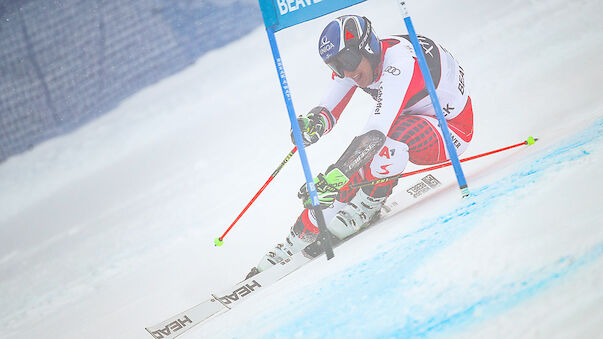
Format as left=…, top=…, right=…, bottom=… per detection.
left=397, top=1, right=470, bottom=197
left=265, top=26, right=335, bottom=259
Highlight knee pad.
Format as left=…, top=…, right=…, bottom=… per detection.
left=367, top=137, right=409, bottom=179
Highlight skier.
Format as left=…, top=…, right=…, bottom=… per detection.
left=247, top=15, right=473, bottom=278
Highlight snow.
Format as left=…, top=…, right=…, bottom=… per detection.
left=0, top=0, right=602, bottom=338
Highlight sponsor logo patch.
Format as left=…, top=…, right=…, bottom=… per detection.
left=406, top=174, right=441, bottom=198
left=384, top=66, right=401, bottom=76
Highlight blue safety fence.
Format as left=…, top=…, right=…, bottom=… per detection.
left=0, top=0, right=261, bottom=162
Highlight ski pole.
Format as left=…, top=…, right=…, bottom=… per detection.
left=214, top=147, right=297, bottom=246
left=345, top=137, right=538, bottom=190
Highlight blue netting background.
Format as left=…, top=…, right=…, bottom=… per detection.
left=0, top=0, right=261, bottom=162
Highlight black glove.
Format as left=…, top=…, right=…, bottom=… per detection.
left=290, top=107, right=330, bottom=147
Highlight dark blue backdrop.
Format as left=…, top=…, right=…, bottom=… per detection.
left=0, top=0, right=261, bottom=162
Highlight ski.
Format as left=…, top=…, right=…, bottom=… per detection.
left=144, top=172, right=448, bottom=338
left=145, top=252, right=312, bottom=338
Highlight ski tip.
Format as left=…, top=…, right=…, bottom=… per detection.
left=526, top=136, right=538, bottom=145
left=214, top=237, right=224, bottom=247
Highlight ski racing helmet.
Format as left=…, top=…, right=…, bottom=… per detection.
left=318, top=15, right=381, bottom=78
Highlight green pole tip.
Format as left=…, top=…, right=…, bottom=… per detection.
left=526, top=136, right=536, bottom=145
left=214, top=237, right=224, bottom=247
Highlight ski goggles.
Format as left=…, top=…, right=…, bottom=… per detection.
left=325, top=47, right=363, bottom=78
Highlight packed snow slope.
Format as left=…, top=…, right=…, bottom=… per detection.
left=0, top=0, right=602, bottom=338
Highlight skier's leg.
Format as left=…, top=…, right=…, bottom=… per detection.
left=391, top=98, right=474, bottom=165
left=252, top=133, right=386, bottom=275
left=326, top=99, right=473, bottom=240
left=253, top=171, right=367, bottom=273
left=327, top=137, right=409, bottom=239
left=255, top=209, right=316, bottom=272
left=253, top=201, right=347, bottom=273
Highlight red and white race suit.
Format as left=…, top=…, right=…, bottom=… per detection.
left=294, top=35, right=474, bottom=238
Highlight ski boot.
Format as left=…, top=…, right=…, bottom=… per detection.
left=245, top=213, right=319, bottom=279
left=245, top=235, right=313, bottom=279
left=327, top=188, right=386, bottom=240
left=258, top=230, right=316, bottom=270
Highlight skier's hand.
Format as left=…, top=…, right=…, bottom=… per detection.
left=290, top=107, right=329, bottom=146
left=298, top=167, right=349, bottom=209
